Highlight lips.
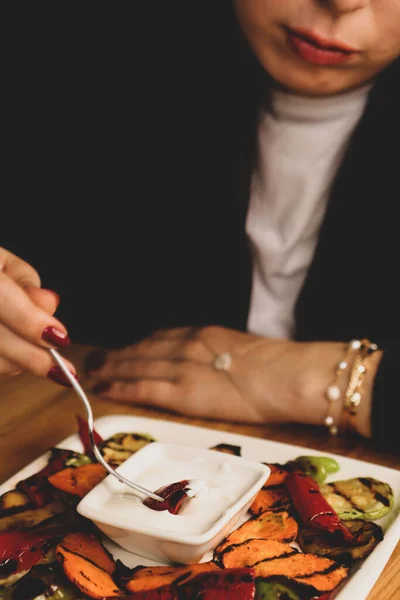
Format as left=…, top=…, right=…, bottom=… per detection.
left=285, top=27, right=360, bottom=66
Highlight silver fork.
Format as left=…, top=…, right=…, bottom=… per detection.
left=49, top=348, right=163, bottom=502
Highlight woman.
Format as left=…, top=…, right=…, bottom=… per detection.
left=1, top=0, right=400, bottom=452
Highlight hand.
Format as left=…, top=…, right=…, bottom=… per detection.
left=0, top=247, right=76, bottom=385
left=86, top=325, right=354, bottom=427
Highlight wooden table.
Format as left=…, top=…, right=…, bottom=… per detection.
left=0, top=344, right=398, bottom=599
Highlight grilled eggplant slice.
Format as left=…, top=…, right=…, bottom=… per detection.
left=298, top=520, right=383, bottom=567
left=320, top=477, right=393, bottom=520
left=0, top=491, right=31, bottom=518
left=209, top=443, right=242, bottom=456
left=0, top=502, right=65, bottom=533
left=99, top=433, right=155, bottom=467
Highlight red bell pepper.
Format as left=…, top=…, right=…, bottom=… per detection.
left=143, top=480, right=191, bottom=514
left=180, top=568, right=256, bottom=599
left=286, top=471, right=359, bottom=544
left=0, top=525, right=75, bottom=576
left=76, top=415, right=103, bottom=458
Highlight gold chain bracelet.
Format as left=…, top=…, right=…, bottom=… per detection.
left=341, top=338, right=378, bottom=434
left=324, top=339, right=361, bottom=435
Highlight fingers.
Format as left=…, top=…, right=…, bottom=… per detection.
left=92, top=359, right=182, bottom=381
left=0, top=356, right=23, bottom=378
left=0, top=247, right=41, bottom=288
left=0, top=322, right=76, bottom=379
left=150, top=326, right=197, bottom=340
left=0, top=271, right=69, bottom=346
left=92, top=379, right=180, bottom=411
left=100, top=337, right=213, bottom=366
left=25, top=287, right=60, bottom=315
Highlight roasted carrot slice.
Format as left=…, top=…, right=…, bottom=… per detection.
left=263, top=464, right=289, bottom=487
left=219, top=539, right=298, bottom=569
left=48, top=464, right=107, bottom=498
left=215, top=510, right=298, bottom=554
left=58, top=532, right=115, bottom=573
left=129, top=566, right=179, bottom=579
left=57, top=545, right=123, bottom=598
left=125, top=562, right=218, bottom=593
left=250, top=487, right=290, bottom=515
left=253, top=553, right=349, bottom=593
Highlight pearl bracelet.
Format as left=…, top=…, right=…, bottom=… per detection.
left=324, top=339, right=361, bottom=435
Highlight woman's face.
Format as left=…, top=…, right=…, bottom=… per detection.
left=234, top=0, right=400, bottom=95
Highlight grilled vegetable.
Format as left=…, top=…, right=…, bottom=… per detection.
left=210, top=444, right=242, bottom=456
left=218, top=539, right=297, bottom=569
left=250, top=487, right=290, bottom=515
left=16, top=449, right=92, bottom=508
left=256, top=578, right=301, bottom=600
left=215, top=510, right=298, bottom=555
left=0, top=568, right=30, bottom=591
left=143, top=480, right=192, bottom=514
left=298, top=520, right=384, bottom=567
left=48, top=464, right=107, bottom=498
left=179, top=568, right=256, bottom=599
left=0, top=526, right=75, bottom=579
left=0, top=491, right=31, bottom=518
left=286, top=472, right=359, bottom=544
left=56, top=532, right=123, bottom=599
left=0, top=501, right=65, bottom=533
left=6, top=567, right=83, bottom=600
left=320, top=477, right=393, bottom=520
left=99, top=433, right=155, bottom=468
left=262, top=464, right=290, bottom=487
left=291, top=457, right=339, bottom=484
left=106, top=587, right=177, bottom=599
left=252, top=554, right=348, bottom=593
left=124, top=563, right=219, bottom=593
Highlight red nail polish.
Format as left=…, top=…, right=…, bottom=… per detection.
left=42, top=327, right=70, bottom=347
left=47, top=366, right=76, bottom=388
left=92, top=381, right=111, bottom=395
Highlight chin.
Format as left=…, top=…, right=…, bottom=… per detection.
left=265, top=61, right=363, bottom=97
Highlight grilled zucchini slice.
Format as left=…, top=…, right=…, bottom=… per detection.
left=99, top=432, right=155, bottom=467
left=321, top=477, right=393, bottom=520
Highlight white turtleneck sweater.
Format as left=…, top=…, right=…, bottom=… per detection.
left=246, top=84, right=372, bottom=339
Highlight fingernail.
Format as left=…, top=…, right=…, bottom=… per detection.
left=84, top=350, right=107, bottom=372
left=47, top=366, right=76, bottom=388
left=92, top=381, right=111, bottom=395
left=42, top=326, right=70, bottom=348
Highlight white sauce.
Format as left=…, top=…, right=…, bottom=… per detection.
left=102, top=454, right=258, bottom=535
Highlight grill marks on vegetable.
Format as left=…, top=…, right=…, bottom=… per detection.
left=215, top=510, right=298, bottom=555
left=320, top=477, right=393, bottom=520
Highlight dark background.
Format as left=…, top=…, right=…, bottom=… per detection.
left=3, top=3, right=251, bottom=347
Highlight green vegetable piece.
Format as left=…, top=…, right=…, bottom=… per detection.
left=293, top=456, right=340, bottom=483
left=256, top=579, right=300, bottom=600
left=320, top=477, right=393, bottom=520
left=64, top=453, right=92, bottom=468
left=10, top=568, right=83, bottom=600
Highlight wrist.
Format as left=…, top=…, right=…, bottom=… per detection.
left=294, top=342, right=348, bottom=428
left=350, top=349, right=382, bottom=438
left=295, top=341, right=381, bottom=439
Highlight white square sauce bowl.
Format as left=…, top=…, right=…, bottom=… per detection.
left=77, top=441, right=270, bottom=564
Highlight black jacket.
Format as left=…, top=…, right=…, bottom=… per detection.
left=3, top=4, right=399, bottom=453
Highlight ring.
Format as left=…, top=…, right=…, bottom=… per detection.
left=212, top=352, right=232, bottom=372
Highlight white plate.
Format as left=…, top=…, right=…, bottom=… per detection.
left=1, top=414, right=399, bottom=599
